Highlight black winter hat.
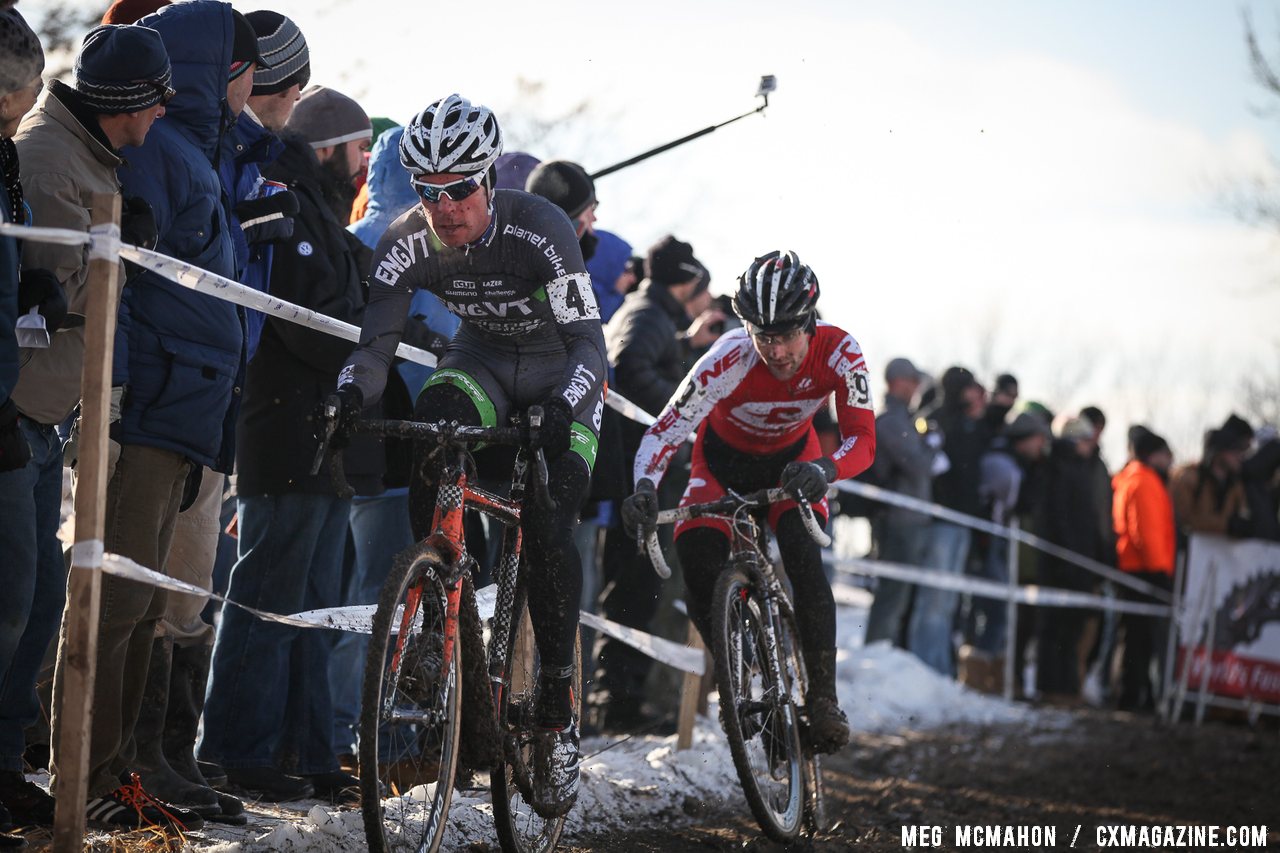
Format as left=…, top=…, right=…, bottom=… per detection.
left=229, top=10, right=266, bottom=80
left=1218, top=413, right=1254, bottom=450
left=246, top=10, right=309, bottom=96
left=526, top=160, right=595, bottom=219
left=74, top=24, right=172, bottom=115
left=0, top=4, right=43, bottom=95
left=647, top=235, right=703, bottom=288
left=1134, top=431, right=1170, bottom=463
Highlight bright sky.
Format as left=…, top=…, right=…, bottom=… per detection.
left=34, top=0, right=1280, bottom=465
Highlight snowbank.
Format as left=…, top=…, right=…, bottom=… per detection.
left=155, top=585, right=1043, bottom=850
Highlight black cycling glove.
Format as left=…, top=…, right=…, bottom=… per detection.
left=0, top=399, right=31, bottom=473
left=314, top=384, right=364, bottom=450
left=780, top=457, right=836, bottom=503
left=120, top=195, right=158, bottom=250
left=621, top=478, right=660, bottom=536
left=18, top=268, right=67, bottom=335
left=235, top=191, right=299, bottom=245
left=528, top=397, right=574, bottom=459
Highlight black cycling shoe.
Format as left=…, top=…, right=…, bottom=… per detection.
left=530, top=718, right=580, bottom=820
left=806, top=696, right=850, bottom=754
left=224, top=766, right=314, bottom=802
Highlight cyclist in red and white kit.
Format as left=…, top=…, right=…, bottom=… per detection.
left=621, top=250, right=875, bottom=752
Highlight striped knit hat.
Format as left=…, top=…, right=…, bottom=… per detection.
left=73, top=24, right=172, bottom=115
left=246, top=10, right=309, bottom=96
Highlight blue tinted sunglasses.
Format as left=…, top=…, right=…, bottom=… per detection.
left=410, top=173, right=485, bottom=204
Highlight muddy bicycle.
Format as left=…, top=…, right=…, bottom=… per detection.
left=641, top=488, right=830, bottom=843
left=316, top=406, right=580, bottom=853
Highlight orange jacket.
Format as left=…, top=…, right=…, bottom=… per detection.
left=1112, top=460, right=1176, bottom=574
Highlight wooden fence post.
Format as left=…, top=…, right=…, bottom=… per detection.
left=52, top=193, right=121, bottom=850
left=676, top=623, right=708, bottom=751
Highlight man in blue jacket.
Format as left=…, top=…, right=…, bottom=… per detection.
left=48, top=0, right=260, bottom=829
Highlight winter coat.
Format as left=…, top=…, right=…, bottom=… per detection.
left=1036, top=438, right=1112, bottom=591
left=928, top=401, right=990, bottom=517
left=586, top=229, right=630, bottom=323
left=874, top=392, right=937, bottom=527
left=1169, top=462, right=1246, bottom=536
left=236, top=135, right=378, bottom=497
left=1112, top=460, right=1175, bottom=575
left=113, top=0, right=245, bottom=472
left=219, top=109, right=284, bottom=362
left=11, top=83, right=122, bottom=425
left=605, top=279, right=691, bottom=478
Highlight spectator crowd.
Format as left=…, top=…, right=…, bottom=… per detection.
left=0, top=0, right=1278, bottom=844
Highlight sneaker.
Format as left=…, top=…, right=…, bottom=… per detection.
left=0, top=772, right=55, bottom=826
left=806, top=696, right=850, bottom=754
left=224, top=766, right=314, bottom=803
left=530, top=719, right=580, bottom=820
left=86, top=774, right=203, bottom=831
left=197, top=760, right=228, bottom=789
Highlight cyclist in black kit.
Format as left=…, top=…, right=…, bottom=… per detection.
left=328, top=94, right=605, bottom=818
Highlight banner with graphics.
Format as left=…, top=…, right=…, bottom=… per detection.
left=1179, top=534, right=1280, bottom=704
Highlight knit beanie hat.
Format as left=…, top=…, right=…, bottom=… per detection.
left=284, top=85, right=371, bottom=150
left=1134, top=431, right=1170, bottom=463
left=101, top=0, right=169, bottom=25
left=74, top=24, right=171, bottom=114
left=495, top=151, right=540, bottom=191
left=647, top=235, right=703, bottom=287
left=0, top=3, right=43, bottom=95
left=245, top=10, right=308, bottom=95
left=229, top=9, right=265, bottom=81
left=525, top=160, right=595, bottom=218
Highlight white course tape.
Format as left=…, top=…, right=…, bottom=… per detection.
left=0, top=221, right=92, bottom=247
left=70, top=539, right=104, bottom=570
left=833, top=479, right=1171, bottom=603
left=604, top=391, right=655, bottom=426
left=832, top=556, right=1172, bottom=618
left=88, top=222, right=121, bottom=262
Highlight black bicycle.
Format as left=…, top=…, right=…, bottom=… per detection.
left=642, top=488, right=830, bottom=842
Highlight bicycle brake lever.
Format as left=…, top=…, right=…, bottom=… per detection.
left=309, top=405, right=337, bottom=476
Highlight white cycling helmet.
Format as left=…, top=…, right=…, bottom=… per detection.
left=400, top=94, right=503, bottom=176
left=732, top=250, right=820, bottom=333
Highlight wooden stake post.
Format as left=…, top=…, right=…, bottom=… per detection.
left=676, top=623, right=710, bottom=751
left=52, top=193, right=122, bottom=850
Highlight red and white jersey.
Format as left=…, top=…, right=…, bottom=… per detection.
left=634, top=323, right=876, bottom=487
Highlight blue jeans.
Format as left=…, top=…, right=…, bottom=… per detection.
left=966, top=537, right=1009, bottom=656
left=0, top=419, right=66, bottom=770
left=864, top=520, right=930, bottom=647
left=907, top=522, right=971, bottom=677
left=199, top=493, right=349, bottom=774
left=330, top=492, right=413, bottom=756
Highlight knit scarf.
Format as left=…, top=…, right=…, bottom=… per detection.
left=0, top=136, right=22, bottom=225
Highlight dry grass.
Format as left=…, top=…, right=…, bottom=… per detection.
left=16, top=824, right=191, bottom=852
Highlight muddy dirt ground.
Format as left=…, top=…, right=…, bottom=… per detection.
left=570, top=708, right=1280, bottom=852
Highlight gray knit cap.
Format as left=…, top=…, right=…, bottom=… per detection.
left=246, top=10, right=309, bottom=96
left=284, top=85, right=370, bottom=150
left=0, top=4, right=44, bottom=95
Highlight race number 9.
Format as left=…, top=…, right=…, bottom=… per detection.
left=549, top=273, right=601, bottom=323
left=845, top=369, right=873, bottom=409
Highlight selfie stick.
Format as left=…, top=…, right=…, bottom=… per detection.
left=590, top=75, right=776, bottom=180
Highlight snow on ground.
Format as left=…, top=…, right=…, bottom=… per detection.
left=162, top=581, right=1047, bottom=851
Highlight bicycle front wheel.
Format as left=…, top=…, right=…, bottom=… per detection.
left=711, top=559, right=805, bottom=842
left=491, top=584, right=582, bottom=853
left=360, top=545, right=463, bottom=853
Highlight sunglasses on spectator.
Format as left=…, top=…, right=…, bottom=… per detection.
left=410, top=173, right=486, bottom=204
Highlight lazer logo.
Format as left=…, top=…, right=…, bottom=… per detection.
left=444, top=298, right=535, bottom=319
left=563, top=364, right=598, bottom=407
left=373, top=230, right=431, bottom=287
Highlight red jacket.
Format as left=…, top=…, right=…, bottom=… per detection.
left=1112, top=460, right=1176, bottom=575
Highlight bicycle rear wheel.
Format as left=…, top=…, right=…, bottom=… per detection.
left=491, top=584, right=582, bottom=853
left=711, top=559, right=805, bottom=842
left=360, top=545, right=463, bottom=853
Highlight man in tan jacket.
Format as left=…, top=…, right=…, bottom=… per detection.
left=1, top=23, right=169, bottom=830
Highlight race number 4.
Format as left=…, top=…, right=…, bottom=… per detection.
left=548, top=273, right=601, bottom=323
